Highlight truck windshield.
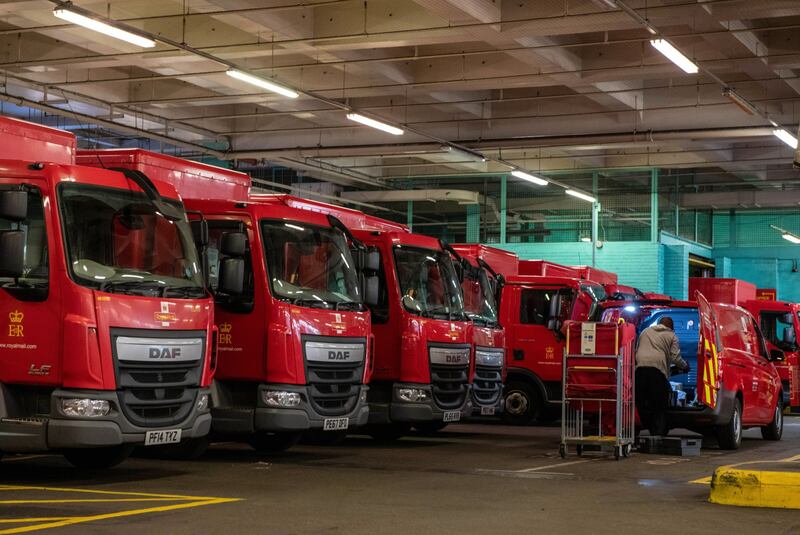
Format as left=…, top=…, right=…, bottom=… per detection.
left=394, top=246, right=465, bottom=320
left=58, top=184, right=205, bottom=298
left=260, top=220, right=361, bottom=309
left=462, top=267, right=498, bottom=326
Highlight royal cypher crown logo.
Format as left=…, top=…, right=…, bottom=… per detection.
left=219, top=322, right=232, bottom=334
left=8, top=310, right=24, bottom=337
left=9, top=310, right=23, bottom=323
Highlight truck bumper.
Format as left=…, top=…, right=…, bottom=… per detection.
left=0, top=388, right=212, bottom=452
left=665, top=388, right=737, bottom=429
left=211, top=383, right=370, bottom=434
left=368, top=383, right=472, bottom=424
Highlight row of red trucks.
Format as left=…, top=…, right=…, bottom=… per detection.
left=0, top=115, right=791, bottom=468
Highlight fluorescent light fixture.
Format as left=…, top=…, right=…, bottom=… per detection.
left=511, top=170, right=548, bottom=186
left=441, top=145, right=487, bottom=162
left=722, top=88, right=756, bottom=116
left=53, top=8, right=156, bottom=48
left=580, top=236, right=592, bottom=243
left=566, top=189, right=597, bottom=203
left=226, top=69, right=299, bottom=99
left=650, top=39, right=698, bottom=74
left=782, top=232, right=800, bottom=244
left=773, top=128, right=798, bottom=149
left=346, top=113, right=404, bottom=135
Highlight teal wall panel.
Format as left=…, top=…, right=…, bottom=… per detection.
left=713, top=246, right=800, bottom=302
left=663, top=244, right=689, bottom=299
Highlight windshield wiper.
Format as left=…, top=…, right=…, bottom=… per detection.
left=164, top=286, right=207, bottom=299
left=291, top=297, right=332, bottom=309
left=334, top=301, right=363, bottom=312
left=425, top=305, right=452, bottom=319
left=99, top=280, right=164, bottom=295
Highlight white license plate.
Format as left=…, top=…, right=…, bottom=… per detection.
left=144, top=428, right=182, bottom=446
left=443, top=410, right=461, bottom=423
left=323, top=417, right=349, bottom=431
left=480, top=406, right=496, bottom=416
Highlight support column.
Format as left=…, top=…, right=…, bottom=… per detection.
left=466, top=204, right=480, bottom=244
left=406, top=200, right=413, bottom=233
left=591, top=172, right=599, bottom=267
left=500, top=175, right=507, bottom=244
left=650, top=168, right=659, bottom=243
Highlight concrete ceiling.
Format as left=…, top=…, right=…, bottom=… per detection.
left=0, top=0, right=799, bottom=204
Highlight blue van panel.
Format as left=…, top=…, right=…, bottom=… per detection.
left=638, top=308, right=699, bottom=403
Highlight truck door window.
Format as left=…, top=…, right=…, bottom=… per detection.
left=206, top=220, right=255, bottom=312
left=760, top=311, right=797, bottom=351
left=519, top=289, right=573, bottom=326
left=0, top=186, right=48, bottom=301
left=367, top=249, right=389, bottom=324
left=716, top=308, right=747, bottom=352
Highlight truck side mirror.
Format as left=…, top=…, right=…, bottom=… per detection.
left=364, top=249, right=380, bottom=272
left=0, top=230, right=25, bottom=278
left=769, top=348, right=785, bottom=362
left=0, top=191, right=27, bottom=221
left=547, top=293, right=563, bottom=332
left=783, top=325, right=796, bottom=346
left=364, top=275, right=380, bottom=307
left=218, top=257, right=245, bottom=295
left=191, top=219, right=209, bottom=247
left=220, top=231, right=246, bottom=257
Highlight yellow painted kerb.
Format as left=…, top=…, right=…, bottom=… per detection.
left=710, top=466, right=800, bottom=509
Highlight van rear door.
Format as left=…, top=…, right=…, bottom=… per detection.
left=696, top=292, right=721, bottom=409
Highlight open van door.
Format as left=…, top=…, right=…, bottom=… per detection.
left=696, top=291, right=721, bottom=409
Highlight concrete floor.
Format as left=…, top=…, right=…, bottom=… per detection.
left=2, top=419, right=799, bottom=535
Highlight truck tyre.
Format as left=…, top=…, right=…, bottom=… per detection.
left=248, top=431, right=303, bottom=453
left=413, top=421, right=449, bottom=435
left=716, top=398, right=743, bottom=450
left=761, top=400, right=784, bottom=441
left=502, top=380, right=542, bottom=425
left=367, top=423, right=410, bottom=442
left=63, top=444, right=135, bottom=469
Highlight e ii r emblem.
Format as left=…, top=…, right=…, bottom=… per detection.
left=8, top=310, right=23, bottom=337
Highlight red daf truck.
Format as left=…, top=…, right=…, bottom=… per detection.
left=78, top=150, right=373, bottom=452
left=452, top=244, right=518, bottom=419
left=689, top=277, right=800, bottom=412
left=0, top=119, right=217, bottom=468
left=279, top=197, right=472, bottom=439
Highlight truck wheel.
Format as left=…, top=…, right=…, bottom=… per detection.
left=761, top=401, right=784, bottom=441
left=248, top=431, right=303, bottom=453
left=63, top=444, right=135, bottom=469
left=413, top=421, right=449, bottom=435
left=366, top=423, right=410, bottom=442
left=716, top=398, right=743, bottom=450
left=502, top=381, right=542, bottom=425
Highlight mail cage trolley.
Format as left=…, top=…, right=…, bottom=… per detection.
left=560, top=321, right=636, bottom=460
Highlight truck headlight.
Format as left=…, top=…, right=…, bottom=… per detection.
left=360, top=389, right=368, bottom=403
left=397, top=388, right=429, bottom=402
left=61, top=398, right=111, bottom=418
left=262, top=390, right=301, bottom=408
left=197, top=393, right=209, bottom=411
left=475, top=349, right=504, bottom=367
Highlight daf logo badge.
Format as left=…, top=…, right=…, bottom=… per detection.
left=149, top=346, right=182, bottom=360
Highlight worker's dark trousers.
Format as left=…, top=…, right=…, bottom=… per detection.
left=635, top=367, right=672, bottom=437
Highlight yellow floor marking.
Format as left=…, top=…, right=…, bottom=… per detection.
left=689, top=476, right=712, bottom=485
left=0, top=520, right=73, bottom=525
left=0, top=485, right=241, bottom=535
left=778, top=453, right=800, bottom=462
left=0, top=498, right=190, bottom=505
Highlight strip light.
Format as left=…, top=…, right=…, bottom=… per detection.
left=53, top=8, right=156, bottom=48
left=346, top=113, right=404, bottom=135
left=442, top=145, right=487, bottom=162
left=773, top=128, right=798, bottom=149
left=566, top=189, right=597, bottom=203
left=511, top=170, right=548, bottom=186
left=650, top=39, right=698, bottom=74
left=226, top=69, right=299, bottom=99
left=782, top=232, right=800, bottom=244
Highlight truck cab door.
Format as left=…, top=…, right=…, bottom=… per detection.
left=512, top=286, right=565, bottom=384
left=0, top=182, right=61, bottom=387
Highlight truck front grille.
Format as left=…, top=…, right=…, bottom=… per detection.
left=472, top=365, right=503, bottom=406
left=429, top=364, right=469, bottom=409
left=112, top=329, right=205, bottom=428
left=303, top=336, right=367, bottom=417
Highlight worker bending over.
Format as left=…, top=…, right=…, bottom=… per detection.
left=635, top=317, right=689, bottom=437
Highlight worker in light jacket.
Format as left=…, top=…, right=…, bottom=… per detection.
left=635, top=317, right=690, bottom=437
